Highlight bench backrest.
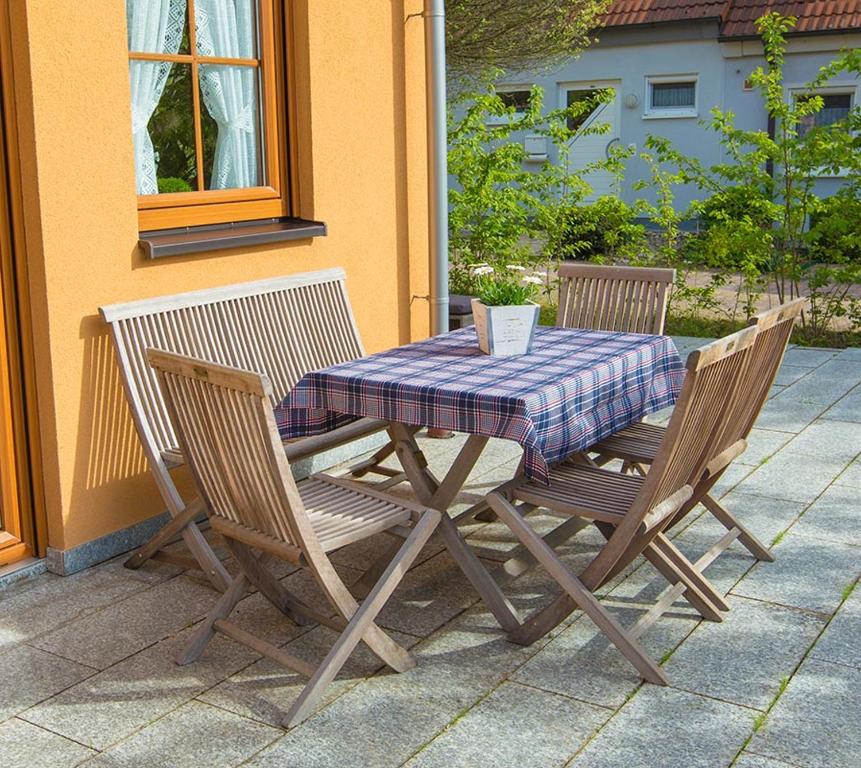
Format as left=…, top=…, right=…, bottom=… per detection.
left=100, top=268, right=364, bottom=463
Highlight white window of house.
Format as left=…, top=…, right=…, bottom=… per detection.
left=794, top=90, right=854, bottom=136
left=644, top=76, right=698, bottom=119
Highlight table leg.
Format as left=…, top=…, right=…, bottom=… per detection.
left=389, top=423, right=521, bottom=633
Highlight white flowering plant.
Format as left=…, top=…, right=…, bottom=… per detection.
left=472, top=264, right=544, bottom=306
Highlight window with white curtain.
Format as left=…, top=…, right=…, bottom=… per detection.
left=126, top=0, right=291, bottom=230
left=644, top=76, right=698, bottom=119
left=795, top=91, right=854, bottom=137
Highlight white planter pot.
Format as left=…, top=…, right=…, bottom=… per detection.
left=471, top=299, right=540, bottom=356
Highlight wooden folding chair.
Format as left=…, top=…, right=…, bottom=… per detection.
left=147, top=349, right=440, bottom=728
left=100, top=269, right=403, bottom=591
left=486, top=327, right=757, bottom=682
left=591, top=297, right=807, bottom=566
left=556, top=263, right=676, bottom=334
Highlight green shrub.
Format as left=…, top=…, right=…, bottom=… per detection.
left=157, top=176, right=193, bottom=194
left=807, top=190, right=861, bottom=264
left=547, top=196, right=647, bottom=263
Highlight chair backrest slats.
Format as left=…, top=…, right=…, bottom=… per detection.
left=637, top=326, right=758, bottom=520
left=555, top=263, right=675, bottom=335
left=100, top=269, right=364, bottom=460
left=149, top=349, right=311, bottom=549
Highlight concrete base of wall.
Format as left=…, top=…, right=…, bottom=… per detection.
left=42, top=431, right=389, bottom=577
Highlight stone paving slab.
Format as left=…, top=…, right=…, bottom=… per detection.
left=834, top=457, right=861, bottom=488
left=197, top=624, right=418, bottom=728
left=20, top=591, right=306, bottom=750
left=0, top=643, right=95, bottom=723
left=748, top=657, right=861, bottom=768
left=0, top=567, right=152, bottom=649
left=0, top=717, right=95, bottom=768
left=732, top=450, right=848, bottom=505
left=28, top=575, right=219, bottom=669
left=731, top=532, right=860, bottom=616
left=735, top=429, right=793, bottom=467
left=83, top=700, right=280, bottom=768
left=781, top=348, right=840, bottom=368
left=662, top=596, right=824, bottom=710
left=733, top=753, right=802, bottom=768
left=789, top=484, right=861, bottom=547
left=405, top=681, right=610, bottom=768
left=808, top=583, right=859, bottom=669
left=780, top=419, right=861, bottom=463
left=567, top=686, right=757, bottom=768
left=820, top=384, right=861, bottom=423
left=772, top=365, right=811, bottom=388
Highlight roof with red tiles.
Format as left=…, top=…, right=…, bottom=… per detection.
left=600, top=0, right=861, bottom=38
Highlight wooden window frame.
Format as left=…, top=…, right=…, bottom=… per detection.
left=131, top=0, right=293, bottom=231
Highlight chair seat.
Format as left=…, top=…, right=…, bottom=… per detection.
left=592, top=421, right=665, bottom=464
left=300, top=476, right=413, bottom=552
left=512, top=463, right=644, bottom=523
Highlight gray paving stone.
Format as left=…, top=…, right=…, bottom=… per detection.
left=790, top=484, right=861, bottom=546
left=197, top=624, right=418, bottom=728
left=821, top=384, right=861, bottom=423
left=733, top=753, right=800, bottom=768
left=731, top=533, right=860, bottom=615
left=0, top=718, right=95, bottom=768
left=406, top=681, right=610, bottom=768
left=0, top=644, right=94, bottom=723
left=837, top=347, right=861, bottom=361
left=0, top=568, right=150, bottom=649
left=749, top=658, right=861, bottom=768
left=773, top=365, right=811, bottom=388
left=755, top=397, right=827, bottom=434
left=372, top=550, right=483, bottom=637
left=89, top=700, right=280, bottom=768
left=21, top=592, right=304, bottom=750
left=710, top=462, right=756, bottom=499
left=835, top=457, right=861, bottom=488
left=663, top=596, right=824, bottom=709
left=511, top=603, right=696, bottom=710
left=245, top=604, right=548, bottom=768
left=675, top=491, right=806, bottom=553
left=781, top=348, right=839, bottom=368
left=781, top=419, right=861, bottom=462
left=567, top=686, right=756, bottom=768
left=780, top=360, right=861, bottom=403
left=809, top=584, right=860, bottom=669
left=29, top=575, right=219, bottom=669
left=733, top=451, right=847, bottom=505
left=736, top=429, right=793, bottom=467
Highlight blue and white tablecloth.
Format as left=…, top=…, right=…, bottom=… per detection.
left=275, top=326, right=685, bottom=483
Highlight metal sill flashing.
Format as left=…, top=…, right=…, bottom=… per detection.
left=139, top=217, right=327, bottom=259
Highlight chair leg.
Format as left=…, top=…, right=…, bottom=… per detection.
left=285, top=511, right=441, bottom=728
left=652, top=534, right=731, bottom=612
left=504, top=515, right=588, bottom=577
left=177, top=572, right=249, bottom=665
left=487, top=493, right=668, bottom=685
left=702, top=493, right=774, bottom=562
left=224, top=540, right=314, bottom=626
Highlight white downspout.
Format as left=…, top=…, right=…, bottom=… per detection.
left=424, top=0, right=449, bottom=334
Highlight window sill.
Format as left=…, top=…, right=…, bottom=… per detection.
left=139, top=217, right=327, bottom=259
left=641, top=110, right=698, bottom=120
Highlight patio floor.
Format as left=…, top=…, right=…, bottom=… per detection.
left=1, top=338, right=859, bottom=768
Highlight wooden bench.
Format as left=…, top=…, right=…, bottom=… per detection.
left=100, top=268, right=398, bottom=590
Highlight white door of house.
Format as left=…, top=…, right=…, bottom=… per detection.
left=561, top=81, right=621, bottom=201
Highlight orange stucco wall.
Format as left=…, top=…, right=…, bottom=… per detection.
left=10, top=1, right=430, bottom=551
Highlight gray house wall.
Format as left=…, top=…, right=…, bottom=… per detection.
left=487, top=20, right=861, bottom=213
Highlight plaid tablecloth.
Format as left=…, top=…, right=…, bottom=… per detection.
left=276, top=326, right=685, bottom=484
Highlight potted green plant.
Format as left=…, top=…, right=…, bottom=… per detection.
left=470, top=265, right=543, bottom=355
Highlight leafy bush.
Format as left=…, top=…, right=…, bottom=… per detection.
left=546, top=196, right=647, bottom=263
left=157, top=176, right=193, bottom=194
left=807, top=189, right=861, bottom=264
left=693, top=186, right=775, bottom=231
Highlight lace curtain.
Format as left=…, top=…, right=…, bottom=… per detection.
left=127, top=0, right=187, bottom=194
left=195, top=0, right=259, bottom=189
